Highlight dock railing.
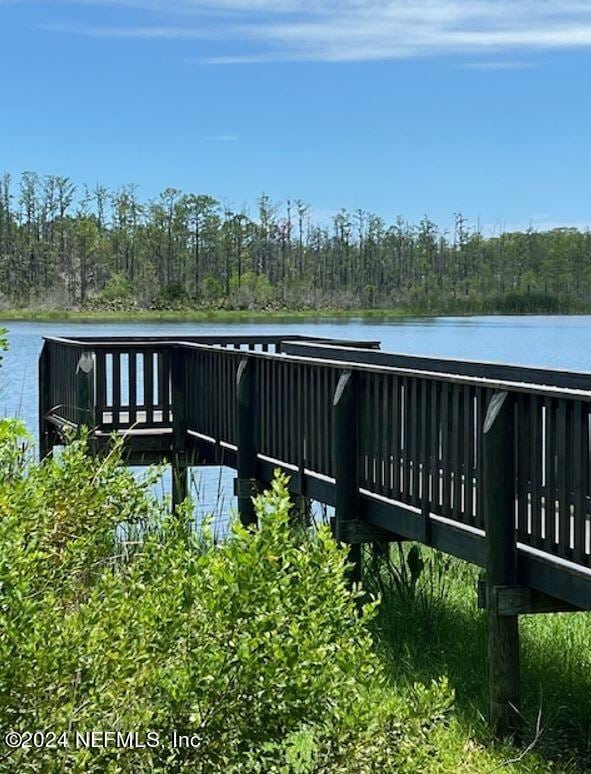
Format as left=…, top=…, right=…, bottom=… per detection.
left=39, top=332, right=591, bottom=737
left=39, top=334, right=380, bottom=437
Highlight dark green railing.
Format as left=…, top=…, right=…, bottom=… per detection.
left=39, top=332, right=591, bottom=735
left=39, top=333, right=591, bottom=580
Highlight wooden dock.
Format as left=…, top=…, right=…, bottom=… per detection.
left=39, top=333, right=591, bottom=737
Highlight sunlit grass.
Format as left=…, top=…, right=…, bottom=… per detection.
left=0, top=307, right=416, bottom=323
left=368, top=546, right=591, bottom=771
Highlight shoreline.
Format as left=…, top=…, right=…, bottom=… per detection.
left=0, top=308, right=424, bottom=324
left=0, top=307, right=588, bottom=324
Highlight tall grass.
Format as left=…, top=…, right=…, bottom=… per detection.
left=2, top=303, right=590, bottom=324
left=365, top=544, right=591, bottom=771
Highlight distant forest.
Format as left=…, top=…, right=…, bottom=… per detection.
left=0, top=171, right=590, bottom=314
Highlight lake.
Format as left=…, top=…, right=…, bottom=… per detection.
left=2, top=315, right=590, bottom=525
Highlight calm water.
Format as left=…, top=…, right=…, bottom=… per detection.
left=2, top=315, right=590, bottom=525
left=3, top=314, right=591, bottom=430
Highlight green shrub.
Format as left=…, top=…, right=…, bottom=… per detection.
left=0, top=430, right=453, bottom=772
left=151, top=283, right=191, bottom=310
left=97, top=273, right=132, bottom=303
left=200, top=275, right=224, bottom=304
left=229, top=271, right=276, bottom=309
left=489, top=290, right=565, bottom=314
left=86, top=275, right=138, bottom=312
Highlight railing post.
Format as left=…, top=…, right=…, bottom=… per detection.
left=236, top=357, right=258, bottom=527
left=483, top=390, right=520, bottom=738
left=291, top=495, right=312, bottom=529
left=171, top=345, right=188, bottom=511
left=75, top=351, right=96, bottom=429
left=332, top=369, right=361, bottom=585
left=38, top=343, right=52, bottom=460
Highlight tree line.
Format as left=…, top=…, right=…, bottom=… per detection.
left=0, top=170, right=589, bottom=313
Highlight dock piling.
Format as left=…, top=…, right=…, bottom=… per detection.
left=171, top=345, right=189, bottom=511
left=236, top=358, right=258, bottom=527
left=333, top=369, right=362, bottom=585
left=483, top=390, right=521, bottom=738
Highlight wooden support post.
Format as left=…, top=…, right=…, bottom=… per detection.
left=171, top=345, right=188, bottom=512
left=38, top=344, right=52, bottom=460
left=171, top=455, right=189, bottom=512
left=333, top=370, right=361, bottom=585
left=483, top=390, right=520, bottom=738
left=291, top=495, right=312, bottom=529
left=75, top=350, right=96, bottom=440
left=236, top=358, right=258, bottom=527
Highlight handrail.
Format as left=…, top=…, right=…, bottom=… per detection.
left=177, top=340, right=591, bottom=401
left=43, top=334, right=381, bottom=349
left=282, top=341, right=591, bottom=391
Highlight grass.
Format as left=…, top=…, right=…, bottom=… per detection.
left=1, top=305, right=590, bottom=323
left=366, top=546, right=591, bottom=772
left=0, top=307, right=417, bottom=323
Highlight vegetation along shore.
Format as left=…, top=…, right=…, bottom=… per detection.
left=1, top=306, right=591, bottom=324
left=1, top=171, right=590, bottom=316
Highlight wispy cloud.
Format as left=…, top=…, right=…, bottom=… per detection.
left=43, top=22, right=217, bottom=38
left=39, top=1, right=591, bottom=64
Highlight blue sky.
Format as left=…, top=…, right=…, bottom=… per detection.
left=1, top=0, right=591, bottom=232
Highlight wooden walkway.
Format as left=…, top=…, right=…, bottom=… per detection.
left=39, top=332, right=591, bottom=736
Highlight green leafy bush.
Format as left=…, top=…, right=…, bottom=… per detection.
left=151, top=283, right=192, bottom=310
left=85, top=275, right=139, bottom=312
left=97, top=273, right=132, bottom=303
left=0, top=430, right=452, bottom=772
left=229, top=271, right=276, bottom=309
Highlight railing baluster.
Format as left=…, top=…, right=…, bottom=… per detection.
left=144, top=350, right=154, bottom=426
left=441, top=381, right=450, bottom=517
left=410, top=377, right=420, bottom=507
left=297, top=363, right=304, bottom=472
left=430, top=380, right=439, bottom=509
left=95, top=350, right=107, bottom=427
left=382, top=374, right=390, bottom=494
left=392, top=375, right=400, bottom=498
left=463, top=385, right=473, bottom=523
left=530, top=395, right=542, bottom=548
left=401, top=377, right=410, bottom=499
left=128, top=350, right=137, bottom=427
left=160, top=349, right=170, bottom=426
left=420, top=379, right=428, bottom=511
left=543, top=397, right=556, bottom=552
left=573, top=401, right=585, bottom=564
left=313, top=366, right=321, bottom=472
left=112, top=351, right=121, bottom=428
left=516, top=394, right=529, bottom=541
left=557, top=400, right=569, bottom=555
left=450, top=383, right=459, bottom=517
left=372, top=374, right=380, bottom=490
left=362, top=373, right=370, bottom=487
left=475, top=386, right=484, bottom=528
